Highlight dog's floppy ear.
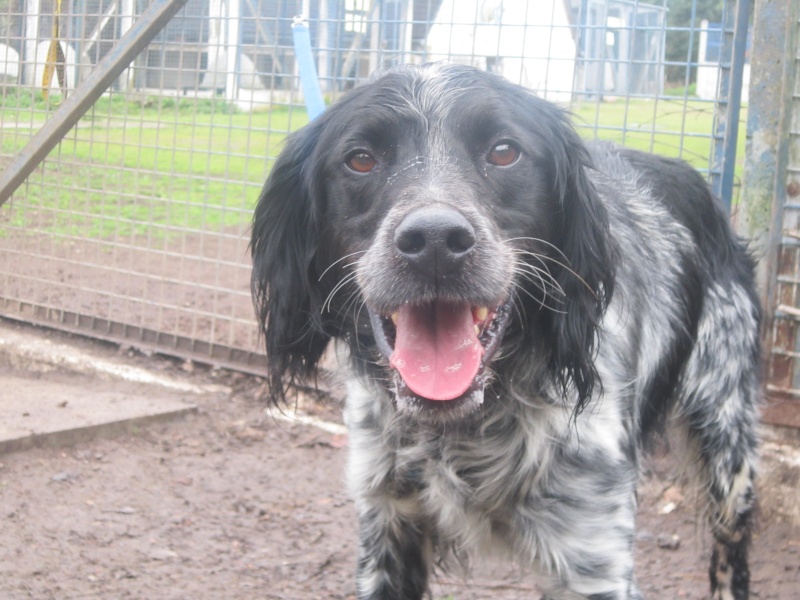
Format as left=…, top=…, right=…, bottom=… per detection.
left=544, top=111, right=618, bottom=414
left=251, top=120, right=330, bottom=405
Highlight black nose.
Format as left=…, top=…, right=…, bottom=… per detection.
left=394, top=205, right=476, bottom=277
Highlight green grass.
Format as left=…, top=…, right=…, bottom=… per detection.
left=570, top=97, right=748, bottom=207
left=663, top=82, right=698, bottom=98
left=1, top=90, right=310, bottom=238
left=0, top=91, right=745, bottom=240
left=0, top=88, right=240, bottom=117
left=571, top=97, right=740, bottom=171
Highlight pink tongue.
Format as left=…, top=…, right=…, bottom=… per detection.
left=389, top=301, right=484, bottom=401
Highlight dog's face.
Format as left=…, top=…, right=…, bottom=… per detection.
left=315, top=66, right=560, bottom=419
left=252, top=64, right=616, bottom=424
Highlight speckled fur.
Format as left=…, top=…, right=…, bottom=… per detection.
left=251, top=64, right=761, bottom=600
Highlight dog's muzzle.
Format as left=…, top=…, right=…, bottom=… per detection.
left=367, top=204, right=511, bottom=415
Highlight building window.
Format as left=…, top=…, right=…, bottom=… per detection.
left=345, top=0, right=369, bottom=34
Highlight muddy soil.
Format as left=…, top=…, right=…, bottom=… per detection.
left=0, top=327, right=798, bottom=600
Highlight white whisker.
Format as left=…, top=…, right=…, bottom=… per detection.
left=513, top=261, right=566, bottom=298
left=318, top=250, right=366, bottom=281
left=501, top=236, right=572, bottom=266
left=322, top=272, right=359, bottom=314
left=510, top=247, right=595, bottom=297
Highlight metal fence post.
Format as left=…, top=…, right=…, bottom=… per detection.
left=740, top=0, right=800, bottom=426
left=710, top=0, right=751, bottom=211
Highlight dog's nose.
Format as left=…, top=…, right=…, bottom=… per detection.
left=394, top=205, right=476, bottom=276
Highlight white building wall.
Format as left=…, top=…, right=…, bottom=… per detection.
left=696, top=19, right=750, bottom=104
left=426, top=0, right=576, bottom=102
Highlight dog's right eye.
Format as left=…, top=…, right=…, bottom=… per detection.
left=346, top=151, right=377, bottom=173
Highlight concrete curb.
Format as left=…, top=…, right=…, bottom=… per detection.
left=0, top=320, right=222, bottom=453
left=0, top=323, right=231, bottom=395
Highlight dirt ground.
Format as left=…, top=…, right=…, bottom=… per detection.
left=0, top=324, right=799, bottom=600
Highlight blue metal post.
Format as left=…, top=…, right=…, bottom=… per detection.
left=292, top=16, right=326, bottom=121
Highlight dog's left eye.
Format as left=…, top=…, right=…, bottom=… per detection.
left=487, top=142, right=520, bottom=167
left=346, top=151, right=378, bottom=173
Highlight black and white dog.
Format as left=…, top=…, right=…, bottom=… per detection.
left=251, top=63, right=760, bottom=599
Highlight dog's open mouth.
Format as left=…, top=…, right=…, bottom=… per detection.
left=369, top=299, right=510, bottom=413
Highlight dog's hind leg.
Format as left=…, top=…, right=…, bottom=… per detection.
left=705, top=431, right=757, bottom=600
left=676, top=281, right=760, bottom=600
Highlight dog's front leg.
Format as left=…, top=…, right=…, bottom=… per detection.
left=354, top=496, right=431, bottom=600
left=345, top=383, right=431, bottom=599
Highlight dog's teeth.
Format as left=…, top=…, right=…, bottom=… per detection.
left=474, top=306, right=488, bottom=322
left=474, top=325, right=481, bottom=336
left=391, top=312, right=399, bottom=325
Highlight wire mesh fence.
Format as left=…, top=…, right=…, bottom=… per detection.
left=0, top=0, right=748, bottom=375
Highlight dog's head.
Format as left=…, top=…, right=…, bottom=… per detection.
left=252, top=63, right=616, bottom=423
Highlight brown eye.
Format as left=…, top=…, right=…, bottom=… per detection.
left=487, top=142, right=519, bottom=167
left=347, top=151, right=377, bottom=173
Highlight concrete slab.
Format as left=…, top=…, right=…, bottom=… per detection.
left=0, top=374, right=197, bottom=453
left=0, top=319, right=222, bottom=453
